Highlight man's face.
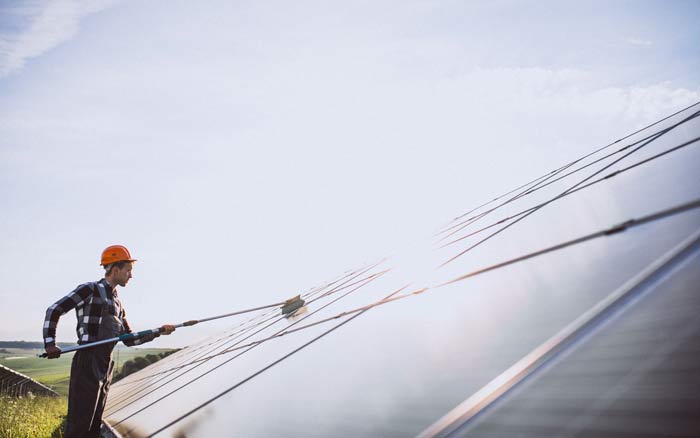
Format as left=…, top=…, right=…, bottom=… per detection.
left=113, top=263, right=133, bottom=287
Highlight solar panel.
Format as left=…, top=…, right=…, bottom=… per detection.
left=425, top=232, right=700, bottom=437
left=104, top=103, right=700, bottom=437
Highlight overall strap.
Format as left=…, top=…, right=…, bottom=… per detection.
left=94, top=281, right=113, bottom=306
left=95, top=281, right=126, bottom=329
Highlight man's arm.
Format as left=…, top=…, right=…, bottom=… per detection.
left=43, top=283, right=93, bottom=358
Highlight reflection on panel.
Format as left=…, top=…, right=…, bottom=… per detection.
left=105, top=103, right=700, bottom=437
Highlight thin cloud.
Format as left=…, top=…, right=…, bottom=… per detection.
left=0, top=0, right=119, bottom=78
left=625, top=36, right=653, bottom=47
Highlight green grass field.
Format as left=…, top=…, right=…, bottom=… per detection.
left=0, top=347, right=175, bottom=397
left=0, top=395, right=67, bottom=438
left=0, top=346, right=177, bottom=437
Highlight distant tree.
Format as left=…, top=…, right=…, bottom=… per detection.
left=112, top=349, right=180, bottom=382
left=132, top=356, right=148, bottom=369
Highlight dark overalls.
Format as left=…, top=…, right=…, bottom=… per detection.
left=64, top=282, right=124, bottom=438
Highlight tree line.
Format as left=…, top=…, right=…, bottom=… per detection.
left=0, top=341, right=76, bottom=349
left=113, top=350, right=180, bottom=382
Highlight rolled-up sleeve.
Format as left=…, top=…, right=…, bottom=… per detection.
left=120, top=309, right=160, bottom=346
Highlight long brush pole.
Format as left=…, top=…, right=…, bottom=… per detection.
left=37, top=299, right=297, bottom=358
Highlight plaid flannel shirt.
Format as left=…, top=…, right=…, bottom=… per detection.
left=43, top=279, right=156, bottom=347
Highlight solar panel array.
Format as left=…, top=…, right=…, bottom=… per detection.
left=105, top=103, right=700, bottom=437
left=0, top=364, right=58, bottom=398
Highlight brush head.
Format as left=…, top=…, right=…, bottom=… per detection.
left=281, top=295, right=306, bottom=318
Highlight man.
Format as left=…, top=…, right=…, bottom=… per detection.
left=43, top=245, right=176, bottom=438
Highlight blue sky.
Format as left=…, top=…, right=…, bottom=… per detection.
left=1, top=0, right=699, bottom=347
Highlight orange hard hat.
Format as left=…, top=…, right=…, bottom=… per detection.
left=100, top=245, right=137, bottom=266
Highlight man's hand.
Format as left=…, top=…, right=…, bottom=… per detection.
left=45, top=345, right=62, bottom=359
left=159, top=324, right=176, bottom=335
